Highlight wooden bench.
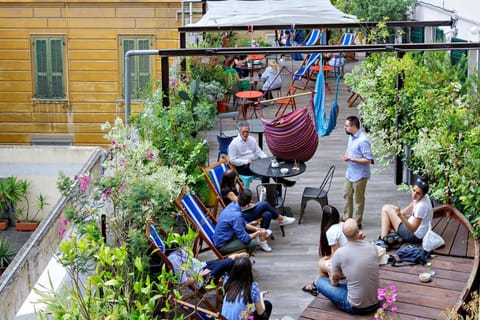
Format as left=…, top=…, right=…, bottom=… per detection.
left=299, top=204, right=479, bottom=320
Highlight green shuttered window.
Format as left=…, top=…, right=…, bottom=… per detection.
left=121, top=37, right=152, bottom=99
left=33, top=37, right=65, bottom=99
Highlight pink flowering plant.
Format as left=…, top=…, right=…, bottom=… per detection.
left=375, top=285, right=398, bottom=320
left=240, top=303, right=255, bottom=320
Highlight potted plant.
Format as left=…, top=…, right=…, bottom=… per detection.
left=16, top=193, right=48, bottom=232
left=0, top=177, right=29, bottom=228
left=0, top=238, right=15, bottom=276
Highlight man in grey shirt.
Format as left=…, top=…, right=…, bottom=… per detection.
left=315, top=218, right=380, bottom=315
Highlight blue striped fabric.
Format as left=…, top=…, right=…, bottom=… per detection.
left=149, top=223, right=166, bottom=254
left=293, top=53, right=321, bottom=80
left=208, top=162, right=228, bottom=195
left=181, top=193, right=216, bottom=243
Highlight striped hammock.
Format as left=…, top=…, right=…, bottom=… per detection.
left=261, top=107, right=318, bottom=162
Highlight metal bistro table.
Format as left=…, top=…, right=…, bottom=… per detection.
left=250, top=156, right=306, bottom=181
left=250, top=157, right=307, bottom=217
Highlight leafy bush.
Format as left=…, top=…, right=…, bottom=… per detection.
left=346, top=51, right=480, bottom=235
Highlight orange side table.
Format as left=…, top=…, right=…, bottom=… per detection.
left=236, top=90, right=264, bottom=119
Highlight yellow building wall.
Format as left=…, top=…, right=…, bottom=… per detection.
left=0, top=0, right=200, bottom=146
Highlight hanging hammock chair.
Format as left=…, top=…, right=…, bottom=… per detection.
left=261, top=105, right=318, bottom=162
left=314, top=65, right=340, bottom=136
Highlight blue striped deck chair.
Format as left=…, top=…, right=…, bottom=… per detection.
left=174, top=191, right=226, bottom=259
left=147, top=221, right=223, bottom=313
left=287, top=29, right=321, bottom=61
left=340, top=32, right=355, bottom=46
left=291, top=53, right=321, bottom=90
left=201, top=158, right=244, bottom=216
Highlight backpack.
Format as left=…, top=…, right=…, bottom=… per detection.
left=391, top=245, right=429, bottom=267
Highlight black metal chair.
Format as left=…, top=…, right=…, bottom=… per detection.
left=298, top=165, right=335, bottom=224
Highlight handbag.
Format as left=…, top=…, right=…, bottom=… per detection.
left=422, top=222, right=445, bottom=252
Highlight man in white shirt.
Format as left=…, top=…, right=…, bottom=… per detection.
left=228, top=121, right=295, bottom=187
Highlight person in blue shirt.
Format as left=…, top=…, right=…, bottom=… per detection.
left=221, top=256, right=272, bottom=320
left=213, top=190, right=266, bottom=255
left=341, top=116, right=373, bottom=229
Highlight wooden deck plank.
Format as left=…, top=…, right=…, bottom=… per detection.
left=434, top=218, right=459, bottom=256
left=300, top=216, right=477, bottom=320
left=450, top=223, right=469, bottom=257
left=467, top=233, right=476, bottom=257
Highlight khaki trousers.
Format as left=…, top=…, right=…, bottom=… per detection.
left=343, top=177, right=368, bottom=226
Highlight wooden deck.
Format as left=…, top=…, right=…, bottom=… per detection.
left=203, top=57, right=478, bottom=319
left=299, top=205, right=479, bottom=320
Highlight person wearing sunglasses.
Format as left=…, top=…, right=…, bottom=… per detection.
left=375, top=177, right=433, bottom=249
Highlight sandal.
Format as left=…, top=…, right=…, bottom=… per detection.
left=301, top=282, right=318, bottom=297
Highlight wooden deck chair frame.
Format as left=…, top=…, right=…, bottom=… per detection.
left=145, top=220, right=222, bottom=313
left=170, top=295, right=227, bottom=320
left=291, top=53, right=321, bottom=91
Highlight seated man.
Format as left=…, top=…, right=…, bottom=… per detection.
left=220, top=171, right=295, bottom=252
left=213, top=190, right=267, bottom=255
left=375, top=177, right=433, bottom=249
left=167, top=248, right=247, bottom=288
left=315, top=219, right=379, bottom=315
left=228, top=121, right=295, bottom=187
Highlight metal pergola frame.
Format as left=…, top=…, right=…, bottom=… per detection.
left=124, top=19, right=480, bottom=124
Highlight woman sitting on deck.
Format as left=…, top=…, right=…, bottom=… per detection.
left=375, top=177, right=433, bottom=249
left=302, top=205, right=365, bottom=297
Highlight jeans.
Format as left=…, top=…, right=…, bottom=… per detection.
left=243, top=201, right=279, bottom=229
left=315, top=277, right=379, bottom=315
left=204, top=258, right=235, bottom=283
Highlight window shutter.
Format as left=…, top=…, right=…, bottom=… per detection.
left=50, top=38, right=64, bottom=98
left=410, top=27, right=424, bottom=43
left=137, top=39, right=151, bottom=97
left=35, top=39, right=49, bottom=98
left=34, top=37, right=64, bottom=99
left=122, top=39, right=137, bottom=98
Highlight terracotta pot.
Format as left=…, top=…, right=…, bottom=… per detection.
left=0, top=220, right=8, bottom=231
left=15, top=221, right=39, bottom=232
left=217, top=101, right=227, bottom=113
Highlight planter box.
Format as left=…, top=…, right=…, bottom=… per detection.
left=15, top=222, right=39, bottom=232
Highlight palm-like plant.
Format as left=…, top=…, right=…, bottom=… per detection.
left=0, top=238, right=15, bottom=269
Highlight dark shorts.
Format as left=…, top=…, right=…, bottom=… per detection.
left=397, top=223, right=422, bottom=243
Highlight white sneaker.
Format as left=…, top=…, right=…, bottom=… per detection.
left=258, top=240, right=272, bottom=252
left=279, top=216, right=295, bottom=226
left=265, top=229, right=273, bottom=238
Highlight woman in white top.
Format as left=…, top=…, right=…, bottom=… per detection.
left=376, top=177, right=433, bottom=248
left=302, top=205, right=365, bottom=296
left=260, top=60, right=282, bottom=100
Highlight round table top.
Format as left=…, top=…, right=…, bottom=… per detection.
left=250, top=157, right=306, bottom=178
left=247, top=54, right=265, bottom=61
left=311, top=65, right=334, bottom=72
left=235, top=91, right=263, bottom=100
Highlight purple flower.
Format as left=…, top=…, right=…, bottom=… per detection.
left=146, top=152, right=154, bottom=159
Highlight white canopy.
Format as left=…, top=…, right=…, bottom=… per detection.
left=188, top=0, right=357, bottom=27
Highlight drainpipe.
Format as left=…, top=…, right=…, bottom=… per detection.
left=124, top=50, right=160, bottom=125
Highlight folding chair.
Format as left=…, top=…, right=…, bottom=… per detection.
left=170, top=295, right=226, bottom=320
left=291, top=53, right=321, bottom=91
left=174, top=191, right=225, bottom=259
left=200, top=157, right=244, bottom=216
left=145, top=220, right=222, bottom=313
left=274, top=85, right=297, bottom=117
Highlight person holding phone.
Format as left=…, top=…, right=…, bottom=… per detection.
left=221, top=256, right=272, bottom=320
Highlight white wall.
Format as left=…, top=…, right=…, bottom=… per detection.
left=414, top=0, right=480, bottom=41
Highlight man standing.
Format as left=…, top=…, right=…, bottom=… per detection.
left=315, top=219, right=379, bottom=315
left=341, top=116, right=373, bottom=229
left=228, top=121, right=295, bottom=187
